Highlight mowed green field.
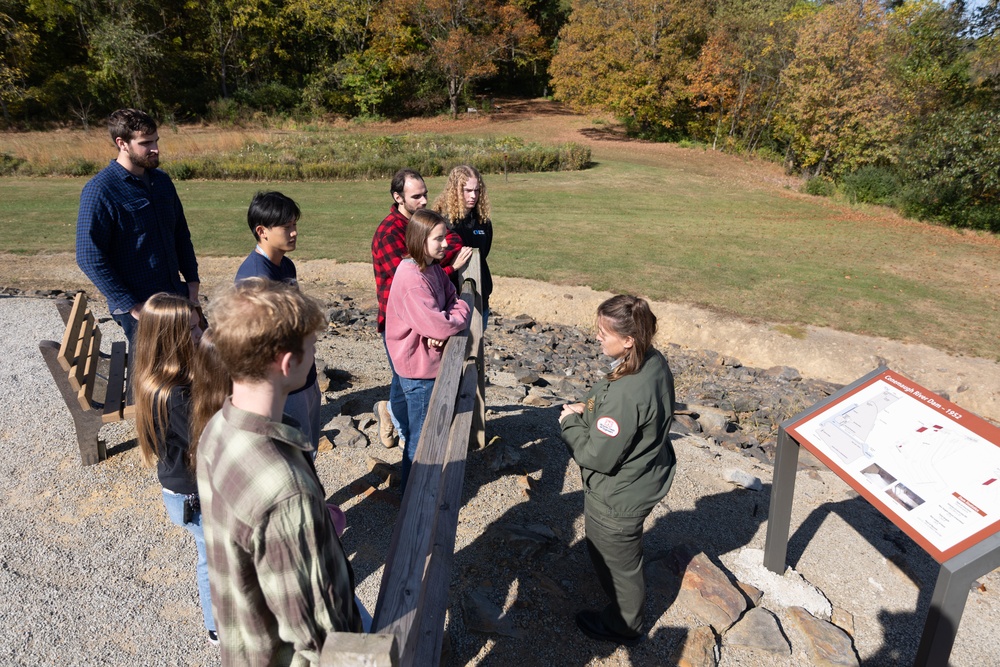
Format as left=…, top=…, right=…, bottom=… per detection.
left=2, top=152, right=998, bottom=360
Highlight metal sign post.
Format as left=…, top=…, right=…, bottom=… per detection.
left=764, top=366, right=1000, bottom=667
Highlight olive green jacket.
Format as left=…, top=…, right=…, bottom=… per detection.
left=561, top=348, right=676, bottom=517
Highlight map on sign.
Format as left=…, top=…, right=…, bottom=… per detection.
left=788, top=370, right=1000, bottom=563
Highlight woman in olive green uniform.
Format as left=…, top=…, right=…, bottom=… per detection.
left=559, top=294, right=676, bottom=644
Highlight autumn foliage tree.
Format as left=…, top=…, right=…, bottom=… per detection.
left=775, top=0, right=904, bottom=177
left=685, top=0, right=799, bottom=153
left=549, top=0, right=712, bottom=136
left=369, top=0, right=545, bottom=117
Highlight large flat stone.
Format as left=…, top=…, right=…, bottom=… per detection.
left=669, top=625, right=719, bottom=667
left=680, top=552, right=747, bottom=631
left=724, top=607, right=790, bottom=656
left=786, top=606, right=859, bottom=667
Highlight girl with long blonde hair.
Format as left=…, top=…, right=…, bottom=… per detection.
left=133, top=293, right=217, bottom=645
left=432, top=164, right=494, bottom=326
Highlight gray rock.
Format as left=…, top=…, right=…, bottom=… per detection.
left=327, top=416, right=367, bottom=449
left=724, top=469, right=763, bottom=491
left=487, top=385, right=527, bottom=404
left=764, top=365, right=802, bottom=382
left=724, top=607, right=790, bottom=655
left=514, top=369, right=541, bottom=385
left=462, top=590, right=523, bottom=638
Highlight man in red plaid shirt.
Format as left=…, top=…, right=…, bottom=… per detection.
left=371, top=169, right=471, bottom=451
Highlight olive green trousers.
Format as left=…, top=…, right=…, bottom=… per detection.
left=583, top=493, right=649, bottom=636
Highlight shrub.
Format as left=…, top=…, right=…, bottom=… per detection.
left=236, top=83, right=301, bottom=113
left=841, top=165, right=900, bottom=205
left=897, top=107, right=1000, bottom=232
left=1, top=132, right=593, bottom=182
left=803, top=177, right=835, bottom=197
left=167, top=162, right=196, bottom=181
left=65, top=159, right=99, bottom=177
left=206, top=98, right=249, bottom=126
left=0, top=153, right=25, bottom=176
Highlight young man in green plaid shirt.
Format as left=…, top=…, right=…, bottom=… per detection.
left=197, top=278, right=362, bottom=665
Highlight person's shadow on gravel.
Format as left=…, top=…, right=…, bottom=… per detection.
left=444, top=420, right=771, bottom=666
left=786, top=496, right=940, bottom=665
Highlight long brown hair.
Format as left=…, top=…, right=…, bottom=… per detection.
left=134, top=293, right=198, bottom=467
left=189, top=329, right=231, bottom=469
left=405, top=209, right=448, bottom=270
left=597, top=295, right=657, bottom=381
left=432, top=164, right=491, bottom=224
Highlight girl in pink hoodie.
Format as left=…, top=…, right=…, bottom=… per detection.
left=386, top=209, right=472, bottom=488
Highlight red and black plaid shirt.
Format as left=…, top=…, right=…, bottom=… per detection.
left=372, top=204, right=464, bottom=332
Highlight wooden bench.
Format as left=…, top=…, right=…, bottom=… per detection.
left=38, top=292, right=131, bottom=466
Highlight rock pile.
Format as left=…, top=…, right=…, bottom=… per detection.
left=312, top=301, right=847, bottom=467
left=481, top=312, right=844, bottom=466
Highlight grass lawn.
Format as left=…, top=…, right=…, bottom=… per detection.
left=2, top=129, right=998, bottom=361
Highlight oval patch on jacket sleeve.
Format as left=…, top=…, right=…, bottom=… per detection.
left=596, top=417, right=620, bottom=437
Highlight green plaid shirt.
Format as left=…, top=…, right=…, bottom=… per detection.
left=197, top=399, right=362, bottom=666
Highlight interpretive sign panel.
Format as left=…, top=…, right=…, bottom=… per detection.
left=787, top=368, right=1000, bottom=563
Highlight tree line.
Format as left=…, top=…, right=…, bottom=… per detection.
left=0, top=0, right=561, bottom=124
left=552, top=0, right=999, bottom=230
left=1, top=0, right=997, bottom=228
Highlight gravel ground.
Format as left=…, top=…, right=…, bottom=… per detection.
left=3, top=292, right=1000, bottom=667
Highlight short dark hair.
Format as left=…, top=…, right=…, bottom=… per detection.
left=391, top=168, right=423, bottom=198
left=406, top=209, right=447, bottom=270
left=247, top=191, right=301, bottom=241
left=108, top=109, right=157, bottom=145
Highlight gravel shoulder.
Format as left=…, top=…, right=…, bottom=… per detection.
left=2, top=257, right=999, bottom=666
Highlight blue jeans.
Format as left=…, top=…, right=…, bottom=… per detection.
left=399, top=376, right=435, bottom=489
left=162, top=489, right=215, bottom=632
left=381, top=333, right=406, bottom=443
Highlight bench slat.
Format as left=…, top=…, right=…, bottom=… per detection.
left=57, top=293, right=88, bottom=372
left=102, top=341, right=127, bottom=423
left=69, top=313, right=95, bottom=392
left=76, top=323, right=102, bottom=412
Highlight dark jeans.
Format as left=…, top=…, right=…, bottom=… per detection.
left=112, top=311, right=139, bottom=351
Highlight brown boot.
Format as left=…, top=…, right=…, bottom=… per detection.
left=373, top=401, right=397, bottom=448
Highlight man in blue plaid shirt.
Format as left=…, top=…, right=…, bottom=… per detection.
left=76, top=108, right=200, bottom=347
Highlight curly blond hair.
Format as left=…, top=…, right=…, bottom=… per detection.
left=433, top=165, right=491, bottom=225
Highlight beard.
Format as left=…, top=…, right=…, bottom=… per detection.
left=128, top=147, right=159, bottom=170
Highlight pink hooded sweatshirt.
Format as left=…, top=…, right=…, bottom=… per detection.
left=385, top=259, right=472, bottom=379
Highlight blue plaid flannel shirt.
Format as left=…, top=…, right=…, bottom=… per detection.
left=76, top=160, right=199, bottom=313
